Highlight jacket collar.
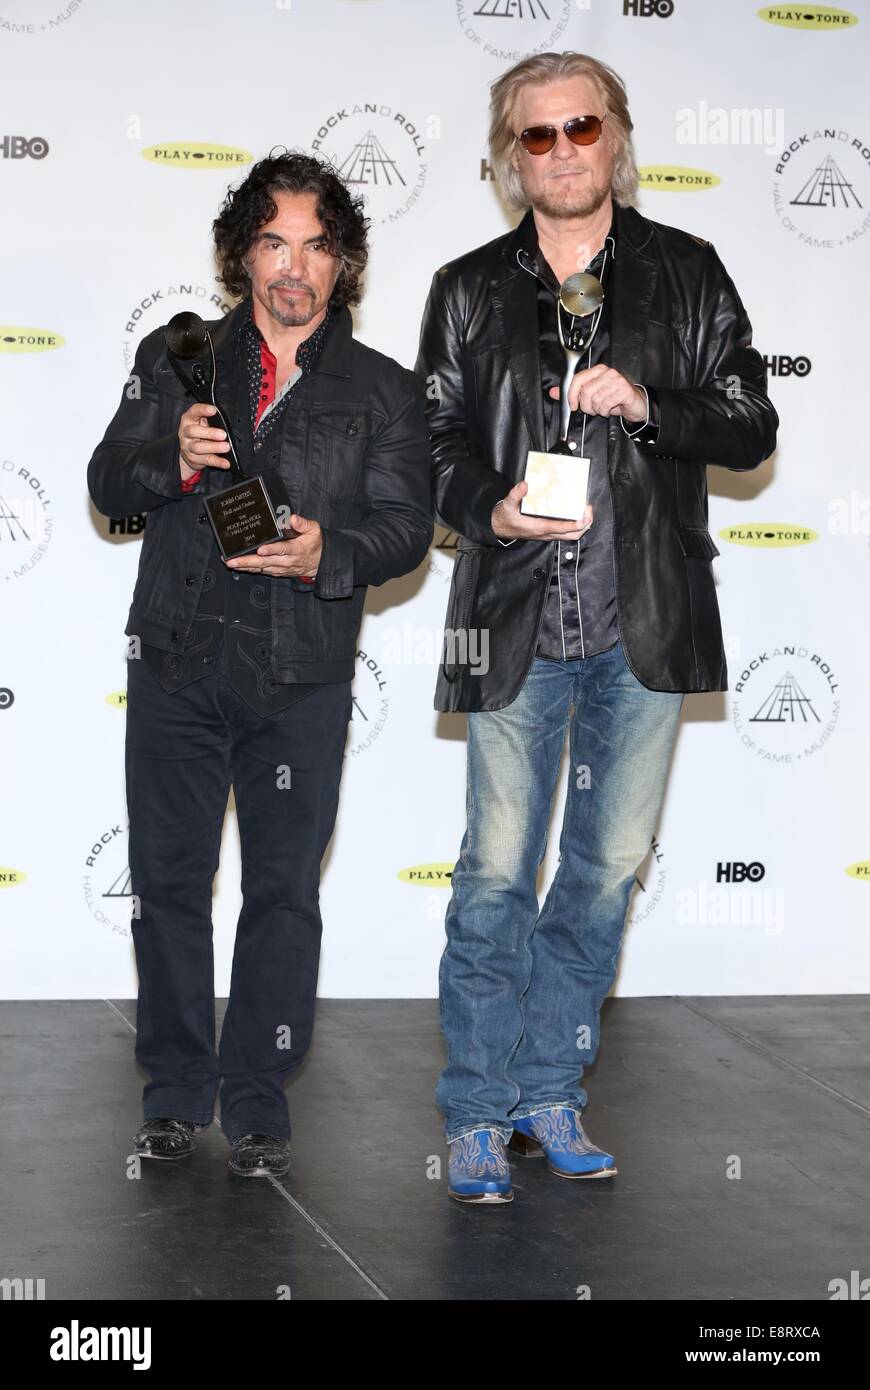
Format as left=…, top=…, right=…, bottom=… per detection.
left=489, top=200, right=658, bottom=453
left=198, top=295, right=355, bottom=475
left=494, top=200, right=653, bottom=278
left=173, top=295, right=350, bottom=479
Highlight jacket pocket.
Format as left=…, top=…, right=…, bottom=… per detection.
left=676, top=525, right=720, bottom=560
left=129, top=510, right=176, bottom=623
left=643, top=320, right=676, bottom=389
left=441, top=549, right=483, bottom=682
left=152, top=368, right=191, bottom=438
left=305, top=405, right=371, bottom=502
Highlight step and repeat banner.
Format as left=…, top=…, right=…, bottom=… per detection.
left=1, top=0, right=868, bottom=999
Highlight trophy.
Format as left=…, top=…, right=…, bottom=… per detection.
left=521, top=271, right=604, bottom=521
left=164, top=311, right=295, bottom=561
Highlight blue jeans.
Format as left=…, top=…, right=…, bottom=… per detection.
left=437, top=642, right=683, bottom=1142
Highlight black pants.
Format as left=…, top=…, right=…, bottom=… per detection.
left=125, top=642, right=351, bottom=1142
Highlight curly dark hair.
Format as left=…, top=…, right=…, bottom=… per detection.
left=213, top=148, right=369, bottom=307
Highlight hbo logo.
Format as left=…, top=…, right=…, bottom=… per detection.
left=623, top=0, right=674, bottom=14
left=763, top=354, right=811, bottom=377
left=0, top=136, right=49, bottom=160
left=716, top=862, right=765, bottom=883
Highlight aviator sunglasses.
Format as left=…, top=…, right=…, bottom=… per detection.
left=517, top=113, right=607, bottom=155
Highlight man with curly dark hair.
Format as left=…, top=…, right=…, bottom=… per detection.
left=213, top=149, right=369, bottom=310
left=88, top=149, right=433, bottom=1179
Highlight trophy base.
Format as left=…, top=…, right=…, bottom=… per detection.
left=204, top=475, right=286, bottom=561
left=520, top=450, right=590, bottom=522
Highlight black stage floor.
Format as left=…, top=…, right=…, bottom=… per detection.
left=2, top=997, right=868, bottom=1301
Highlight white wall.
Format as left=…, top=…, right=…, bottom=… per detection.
left=1, top=0, right=868, bottom=998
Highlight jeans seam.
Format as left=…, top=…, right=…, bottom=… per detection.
left=505, top=732, right=569, bottom=1100
left=447, top=1123, right=512, bottom=1145
left=143, top=1111, right=213, bottom=1126
left=512, top=1102, right=582, bottom=1120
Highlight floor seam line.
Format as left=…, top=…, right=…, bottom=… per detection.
left=674, top=997, right=870, bottom=1119
left=265, top=1177, right=389, bottom=1300
left=104, top=997, right=388, bottom=1299
left=105, top=999, right=136, bottom=1034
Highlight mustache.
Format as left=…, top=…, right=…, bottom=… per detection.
left=269, top=280, right=315, bottom=295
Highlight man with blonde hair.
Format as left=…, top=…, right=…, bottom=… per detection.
left=416, top=52, right=777, bottom=1204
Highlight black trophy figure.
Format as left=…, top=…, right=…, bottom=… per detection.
left=163, top=310, right=289, bottom=560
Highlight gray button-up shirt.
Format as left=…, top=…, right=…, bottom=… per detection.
left=526, top=219, right=619, bottom=662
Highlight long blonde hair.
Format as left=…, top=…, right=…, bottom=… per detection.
left=488, top=52, right=639, bottom=210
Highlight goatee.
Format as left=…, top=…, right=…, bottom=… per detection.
left=530, top=179, right=611, bottom=221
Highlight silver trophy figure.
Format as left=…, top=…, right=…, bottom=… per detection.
left=520, top=269, right=605, bottom=520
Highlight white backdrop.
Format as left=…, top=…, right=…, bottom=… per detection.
left=1, top=0, right=868, bottom=999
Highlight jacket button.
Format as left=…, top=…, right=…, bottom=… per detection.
left=197, top=512, right=208, bottom=524
left=170, top=631, right=179, bottom=643
left=184, top=574, right=196, bottom=586
left=202, top=655, right=213, bottom=665
left=532, top=567, right=546, bottom=581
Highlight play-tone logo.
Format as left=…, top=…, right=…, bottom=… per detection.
left=0, top=327, right=63, bottom=352
left=845, top=862, right=870, bottom=880
left=720, top=523, right=818, bottom=547
left=638, top=166, right=720, bottom=191
left=758, top=5, right=859, bottom=29
left=142, top=142, right=253, bottom=168
left=398, top=864, right=454, bottom=886
left=0, top=867, right=26, bottom=887
left=105, top=691, right=127, bottom=708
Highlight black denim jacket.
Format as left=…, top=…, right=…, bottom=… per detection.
left=88, top=300, right=434, bottom=685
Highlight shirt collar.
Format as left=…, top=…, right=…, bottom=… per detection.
left=517, top=198, right=618, bottom=287
left=241, top=295, right=333, bottom=374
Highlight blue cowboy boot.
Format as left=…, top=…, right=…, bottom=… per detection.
left=509, top=1106, right=617, bottom=1179
left=448, top=1128, right=513, bottom=1204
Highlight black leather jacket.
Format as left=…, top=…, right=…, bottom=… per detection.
left=88, top=301, right=434, bottom=684
left=415, top=202, right=778, bottom=711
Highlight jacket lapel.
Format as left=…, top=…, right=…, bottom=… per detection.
left=606, top=204, right=658, bottom=463
left=211, top=302, right=257, bottom=476
left=608, top=202, right=658, bottom=387
left=491, top=212, right=546, bottom=453
left=490, top=204, right=659, bottom=455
